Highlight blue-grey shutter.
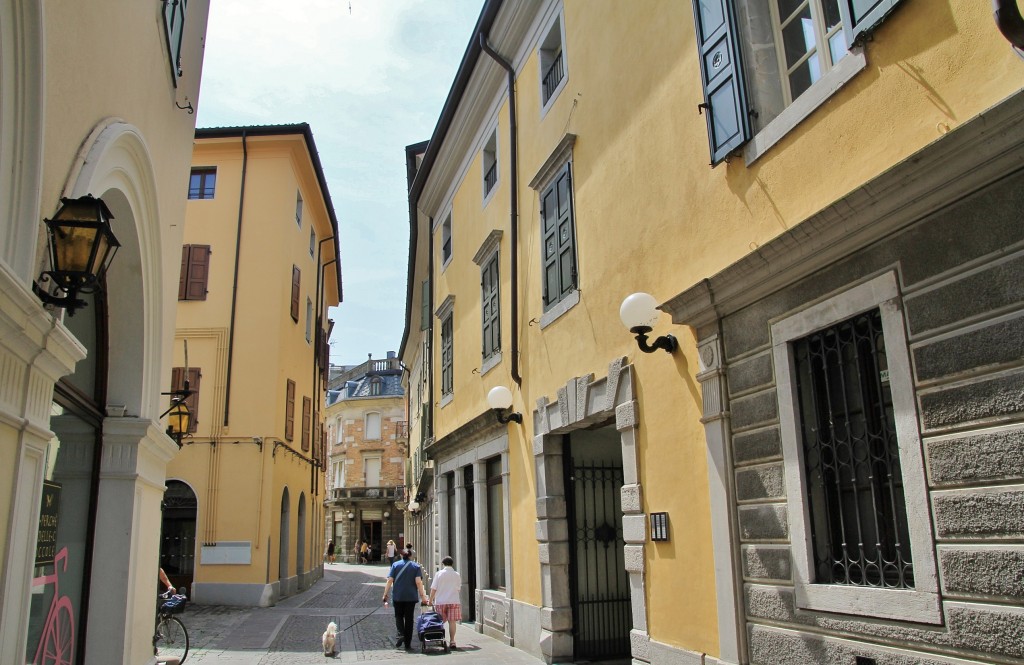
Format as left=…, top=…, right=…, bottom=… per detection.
left=162, top=0, right=188, bottom=85
left=692, top=0, right=751, bottom=165
left=541, top=163, right=576, bottom=310
left=481, top=254, right=500, bottom=358
left=840, top=0, right=902, bottom=47
left=420, top=279, right=429, bottom=331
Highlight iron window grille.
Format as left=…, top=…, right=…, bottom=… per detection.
left=542, top=51, right=564, bottom=103
left=483, top=161, right=498, bottom=195
left=792, top=307, right=914, bottom=590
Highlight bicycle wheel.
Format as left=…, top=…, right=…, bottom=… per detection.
left=154, top=616, right=189, bottom=664
left=38, top=597, right=75, bottom=665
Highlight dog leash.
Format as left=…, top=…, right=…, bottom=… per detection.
left=341, top=604, right=382, bottom=632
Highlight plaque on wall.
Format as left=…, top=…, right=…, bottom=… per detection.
left=36, top=481, right=62, bottom=566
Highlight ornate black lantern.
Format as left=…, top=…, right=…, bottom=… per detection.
left=33, top=195, right=120, bottom=316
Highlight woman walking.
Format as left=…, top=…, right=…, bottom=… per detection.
left=381, top=548, right=429, bottom=650
left=429, top=556, right=463, bottom=649
left=326, top=539, right=335, bottom=564
left=386, top=539, right=397, bottom=565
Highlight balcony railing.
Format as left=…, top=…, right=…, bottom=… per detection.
left=330, top=356, right=402, bottom=387
left=331, top=486, right=405, bottom=502
left=542, top=52, right=564, bottom=102
left=483, top=161, right=498, bottom=194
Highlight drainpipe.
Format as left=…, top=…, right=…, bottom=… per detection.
left=313, top=238, right=335, bottom=489
left=223, top=130, right=248, bottom=426
left=478, top=34, right=521, bottom=387
left=427, top=216, right=435, bottom=441
left=994, top=0, right=1024, bottom=51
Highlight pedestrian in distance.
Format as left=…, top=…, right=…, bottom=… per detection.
left=381, top=548, right=429, bottom=651
left=404, top=542, right=416, bottom=561
left=353, top=539, right=361, bottom=564
left=360, top=541, right=369, bottom=564
left=386, top=539, right=397, bottom=565
left=326, top=539, right=335, bottom=564
left=428, top=556, right=463, bottom=650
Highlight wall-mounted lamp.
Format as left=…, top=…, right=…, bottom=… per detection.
left=407, top=500, right=420, bottom=513
left=383, top=510, right=390, bottom=519
left=487, top=386, right=522, bottom=424
left=33, top=195, right=120, bottom=317
left=160, top=380, right=193, bottom=447
left=347, top=511, right=355, bottom=520
left=620, top=293, right=677, bottom=354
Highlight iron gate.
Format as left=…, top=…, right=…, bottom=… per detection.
left=566, top=457, right=631, bottom=660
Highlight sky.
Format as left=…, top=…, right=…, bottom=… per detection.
left=196, top=0, right=482, bottom=366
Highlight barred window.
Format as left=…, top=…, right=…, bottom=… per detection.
left=793, top=308, right=913, bottom=589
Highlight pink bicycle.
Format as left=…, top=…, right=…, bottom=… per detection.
left=31, top=546, right=75, bottom=665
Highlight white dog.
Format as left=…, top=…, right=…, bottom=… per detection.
left=322, top=621, right=338, bottom=656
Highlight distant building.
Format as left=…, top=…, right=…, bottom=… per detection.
left=324, top=353, right=408, bottom=563
left=165, top=124, right=342, bottom=606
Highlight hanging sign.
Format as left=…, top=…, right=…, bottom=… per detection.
left=36, top=481, right=62, bottom=566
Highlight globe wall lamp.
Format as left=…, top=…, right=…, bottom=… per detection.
left=33, top=195, right=121, bottom=317
left=347, top=511, right=355, bottom=520
left=407, top=500, right=420, bottom=514
left=487, top=386, right=522, bottom=424
left=620, top=293, right=677, bottom=354
left=383, top=511, right=391, bottom=519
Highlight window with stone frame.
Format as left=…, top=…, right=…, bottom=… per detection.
left=540, top=162, right=577, bottom=312
left=440, top=312, right=454, bottom=398
left=481, top=251, right=501, bottom=360
left=693, top=0, right=904, bottom=164
left=771, top=272, right=940, bottom=623
left=486, top=456, right=506, bottom=589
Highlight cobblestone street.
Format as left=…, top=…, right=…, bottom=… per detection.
left=174, top=562, right=542, bottom=664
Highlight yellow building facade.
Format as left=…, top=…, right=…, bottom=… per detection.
left=165, top=125, right=342, bottom=607
left=401, top=1, right=1024, bottom=664
left=0, top=1, right=210, bottom=663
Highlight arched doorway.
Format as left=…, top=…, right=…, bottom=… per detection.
left=279, top=488, right=290, bottom=586
left=160, top=481, right=198, bottom=594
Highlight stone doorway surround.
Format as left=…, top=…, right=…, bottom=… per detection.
left=532, top=357, right=653, bottom=664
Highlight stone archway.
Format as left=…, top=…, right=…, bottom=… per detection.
left=297, top=493, right=306, bottom=585
left=279, top=487, right=291, bottom=596
left=532, top=357, right=651, bottom=665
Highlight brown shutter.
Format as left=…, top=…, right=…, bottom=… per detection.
left=301, top=396, right=312, bottom=452
left=171, top=367, right=201, bottom=433
left=313, top=406, right=320, bottom=460
left=285, top=379, right=296, bottom=441
left=290, top=265, right=301, bottom=321
left=186, top=245, right=210, bottom=301
left=179, top=247, right=189, bottom=300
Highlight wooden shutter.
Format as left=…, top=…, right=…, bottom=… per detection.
left=285, top=379, right=295, bottom=441
left=541, top=164, right=576, bottom=310
left=481, top=254, right=500, bottom=358
left=171, top=366, right=201, bottom=433
left=290, top=265, right=301, bottom=322
left=420, top=279, right=430, bottom=330
left=302, top=396, right=312, bottom=452
left=692, top=0, right=751, bottom=165
left=179, top=247, right=189, bottom=300
left=185, top=245, right=210, bottom=301
left=840, top=0, right=903, bottom=47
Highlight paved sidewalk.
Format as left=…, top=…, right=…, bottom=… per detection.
left=173, top=562, right=542, bottom=664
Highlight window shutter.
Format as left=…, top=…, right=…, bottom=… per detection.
left=541, top=163, right=576, bottom=311
left=420, top=280, right=430, bottom=331
left=840, top=0, right=902, bottom=46
left=285, top=379, right=295, bottom=441
left=186, top=245, right=210, bottom=301
left=171, top=367, right=201, bottom=433
left=179, top=247, right=189, bottom=300
left=302, top=396, right=312, bottom=452
left=290, top=265, right=301, bottom=322
left=692, top=0, right=751, bottom=165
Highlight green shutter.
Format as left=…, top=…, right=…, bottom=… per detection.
left=692, top=0, right=751, bottom=165
left=541, top=163, right=576, bottom=311
left=481, top=253, right=500, bottom=358
left=420, top=279, right=430, bottom=330
left=840, top=0, right=903, bottom=46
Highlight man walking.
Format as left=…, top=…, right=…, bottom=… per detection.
left=428, top=556, right=463, bottom=650
left=381, top=548, right=428, bottom=650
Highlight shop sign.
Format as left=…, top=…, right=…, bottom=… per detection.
left=35, top=481, right=61, bottom=566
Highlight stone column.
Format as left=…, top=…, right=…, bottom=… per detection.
left=452, top=467, right=470, bottom=613
left=533, top=432, right=572, bottom=664
left=472, top=460, right=487, bottom=633
left=696, top=334, right=744, bottom=665
left=436, top=472, right=450, bottom=563
left=84, top=418, right=177, bottom=665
